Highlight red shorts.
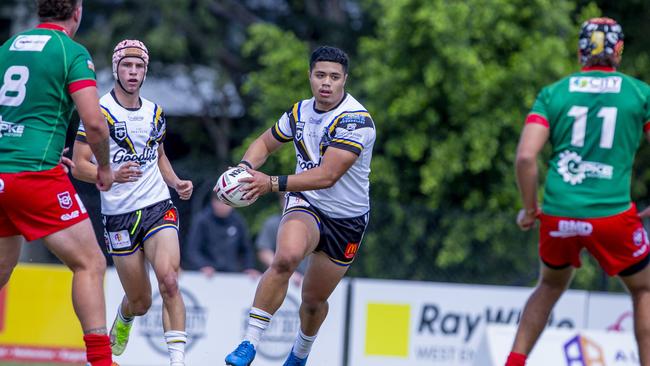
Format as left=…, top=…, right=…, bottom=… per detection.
left=539, top=204, right=649, bottom=276
left=0, top=165, right=89, bottom=241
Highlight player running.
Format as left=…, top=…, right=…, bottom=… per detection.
left=72, top=40, right=193, bottom=366
left=0, top=1, right=115, bottom=365
left=506, top=18, right=650, bottom=366
left=224, top=46, right=375, bottom=366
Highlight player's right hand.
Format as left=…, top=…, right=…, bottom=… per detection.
left=113, top=162, right=143, bottom=183
left=96, top=164, right=114, bottom=191
left=516, top=208, right=539, bottom=231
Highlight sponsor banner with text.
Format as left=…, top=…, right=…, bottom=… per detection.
left=474, top=325, right=638, bottom=366
left=106, top=269, right=347, bottom=366
left=348, top=279, right=589, bottom=366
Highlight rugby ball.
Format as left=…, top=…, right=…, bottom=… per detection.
left=213, top=167, right=258, bottom=208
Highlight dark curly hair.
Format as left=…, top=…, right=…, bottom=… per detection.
left=37, top=0, right=80, bottom=21
left=309, top=46, right=349, bottom=74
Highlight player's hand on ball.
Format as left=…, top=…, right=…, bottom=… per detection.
left=113, top=162, right=142, bottom=183
left=175, top=179, right=193, bottom=200
left=238, top=169, right=271, bottom=200
left=516, top=208, right=539, bottom=231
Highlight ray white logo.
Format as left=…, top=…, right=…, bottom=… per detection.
left=550, top=220, right=593, bottom=238
left=557, top=151, right=613, bottom=185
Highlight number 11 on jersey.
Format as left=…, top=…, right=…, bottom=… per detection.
left=568, top=105, right=618, bottom=149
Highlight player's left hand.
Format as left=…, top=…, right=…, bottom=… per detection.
left=516, top=208, right=540, bottom=231
left=638, top=207, right=650, bottom=218
left=59, top=147, right=75, bottom=174
left=175, top=180, right=193, bottom=200
left=239, top=169, right=271, bottom=200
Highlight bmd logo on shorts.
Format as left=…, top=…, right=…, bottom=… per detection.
left=564, top=334, right=605, bottom=366
left=550, top=220, right=593, bottom=238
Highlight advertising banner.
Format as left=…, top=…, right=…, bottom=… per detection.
left=0, top=264, right=86, bottom=363
left=474, top=325, right=638, bottom=366
left=348, top=279, right=588, bottom=366
left=106, top=269, right=348, bottom=366
left=586, top=292, right=632, bottom=332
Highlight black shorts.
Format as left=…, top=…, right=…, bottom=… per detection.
left=283, top=192, right=369, bottom=266
left=102, top=200, right=179, bottom=256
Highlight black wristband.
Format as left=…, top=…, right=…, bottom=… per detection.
left=278, top=175, right=288, bottom=192
left=239, top=160, right=253, bottom=169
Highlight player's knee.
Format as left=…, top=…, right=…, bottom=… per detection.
left=130, top=296, right=152, bottom=316
left=159, top=272, right=179, bottom=298
left=301, top=298, right=328, bottom=317
left=271, top=254, right=301, bottom=275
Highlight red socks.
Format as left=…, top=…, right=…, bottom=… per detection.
left=83, top=334, right=113, bottom=366
left=505, top=352, right=527, bottom=366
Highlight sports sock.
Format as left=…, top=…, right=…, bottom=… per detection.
left=505, top=351, right=527, bottom=366
left=244, top=307, right=273, bottom=347
left=118, top=304, right=134, bottom=323
left=165, top=330, right=187, bottom=365
left=292, top=329, right=317, bottom=359
left=83, top=334, right=112, bottom=366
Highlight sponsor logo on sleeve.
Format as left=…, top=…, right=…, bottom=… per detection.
left=86, top=59, right=95, bottom=72
left=569, top=76, right=622, bottom=93
left=9, top=35, right=51, bottom=52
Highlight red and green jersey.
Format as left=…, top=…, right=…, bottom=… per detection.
left=526, top=67, right=650, bottom=218
left=0, top=23, right=97, bottom=173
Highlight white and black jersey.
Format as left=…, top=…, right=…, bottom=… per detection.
left=271, top=93, right=375, bottom=218
left=76, top=90, right=170, bottom=215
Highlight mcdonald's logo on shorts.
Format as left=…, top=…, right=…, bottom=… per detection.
left=344, top=242, right=359, bottom=259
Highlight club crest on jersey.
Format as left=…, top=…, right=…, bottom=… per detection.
left=296, top=121, right=305, bottom=141
left=114, top=121, right=128, bottom=141
left=57, top=192, right=73, bottom=210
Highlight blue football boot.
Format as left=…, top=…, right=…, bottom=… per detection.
left=225, top=341, right=256, bottom=366
left=282, top=349, right=308, bottom=366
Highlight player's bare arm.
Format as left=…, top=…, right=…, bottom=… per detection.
left=72, top=142, right=142, bottom=184
left=238, top=129, right=284, bottom=169
left=157, top=143, right=193, bottom=200
left=240, top=147, right=357, bottom=200
left=515, top=122, right=549, bottom=230
left=71, top=86, right=113, bottom=191
left=638, top=129, right=650, bottom=218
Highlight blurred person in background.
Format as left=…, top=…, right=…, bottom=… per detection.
left=0, top=1, right=116, bottom=365
left=224, top=45, right=375, bottom=366
left=72, top=40, right=192, bottom=366
left=256, top=193, right=307, bottom=286
left=184, top=191, right=260, bottom=277
left=507, top=18, right=650, bottom=366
